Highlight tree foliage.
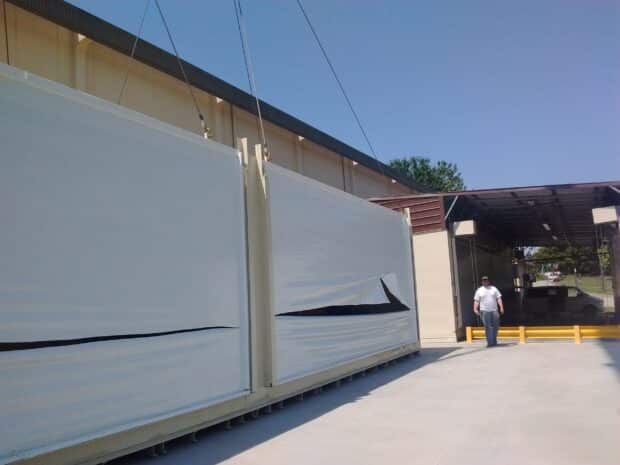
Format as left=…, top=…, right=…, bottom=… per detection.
left=531, top=245, right=610, bottom=275
left=389, top=156, right=465, bottom=192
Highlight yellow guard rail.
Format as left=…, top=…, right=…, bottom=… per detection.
left=466, top=325, right=620, bottom=344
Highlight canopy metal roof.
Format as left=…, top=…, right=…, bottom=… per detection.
left=373, top=181, right=620, bottom=246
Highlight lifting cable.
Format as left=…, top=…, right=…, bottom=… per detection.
left=117, top=0, right=210, bottom=139
left=295, top=0, right=386, bottom=179
left=117, top=0, right=150, bottom=105
left=2, top=0, right=10, bottom=64
left=232, top=0, right=269, bottom=158
left=153, top=0, right=210, bottom=139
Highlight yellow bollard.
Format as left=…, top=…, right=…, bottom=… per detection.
left=466, top=326, right=473, bottom=343
left=519, top=326, right=526, bottom=344
left=574, top=325, right=582, bottom=344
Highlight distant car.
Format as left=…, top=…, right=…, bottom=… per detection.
left=523, top=285, right=603, bottom=323
left=543, top=271, right=562, bottom=282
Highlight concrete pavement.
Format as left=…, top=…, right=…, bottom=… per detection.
left=115, top=341, right=620, bottom=465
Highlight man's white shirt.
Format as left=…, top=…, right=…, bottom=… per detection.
left=474, top=285, right=502, bottom=312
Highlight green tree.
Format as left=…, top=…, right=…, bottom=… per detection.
left=531, top=245, right=606, bottom=275
left=389, top=156, right=465, bottom=192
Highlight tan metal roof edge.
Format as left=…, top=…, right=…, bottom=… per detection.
left=6, top=0, right=431, bottom=194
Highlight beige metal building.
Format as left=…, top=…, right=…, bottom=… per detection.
left=1, top=50, right=421, bottom=465
left=4, top=1, right=618, bottom=344
left=0, top=4, right=426, bottom=463
left=0, top=0, right=426, bottom=199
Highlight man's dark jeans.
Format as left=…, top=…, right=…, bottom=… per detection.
left=481, top=311, right=500, bottom=346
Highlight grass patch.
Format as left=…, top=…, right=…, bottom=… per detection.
left=560, top=274, right=613, bottom=295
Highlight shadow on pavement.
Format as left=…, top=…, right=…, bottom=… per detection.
left=597, top=339, right=620, bottom=380
left=112, top=346, right=468, bottom=465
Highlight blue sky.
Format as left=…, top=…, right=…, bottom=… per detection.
left=69, top=0, right=619, bottom=189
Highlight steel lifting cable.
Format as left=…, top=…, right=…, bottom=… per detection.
left=295, top=0, right=386, bottom=179
left=116, top=0, right=210, bottom=139
left=153, top=0, right=210, bottom=139
left=117, top=0, right=151, bottom=105
left=232, top=0, right=269, bottom=158
left=2, top=0, right=10, bottom=64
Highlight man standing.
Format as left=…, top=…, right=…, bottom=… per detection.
left=474, top=276, right=504, bottom=347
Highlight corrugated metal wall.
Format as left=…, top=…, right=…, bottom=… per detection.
left=372, top=196, right=446, bottom=234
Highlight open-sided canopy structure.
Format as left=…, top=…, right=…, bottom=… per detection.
left=374, top=181, right=620, bottom=246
